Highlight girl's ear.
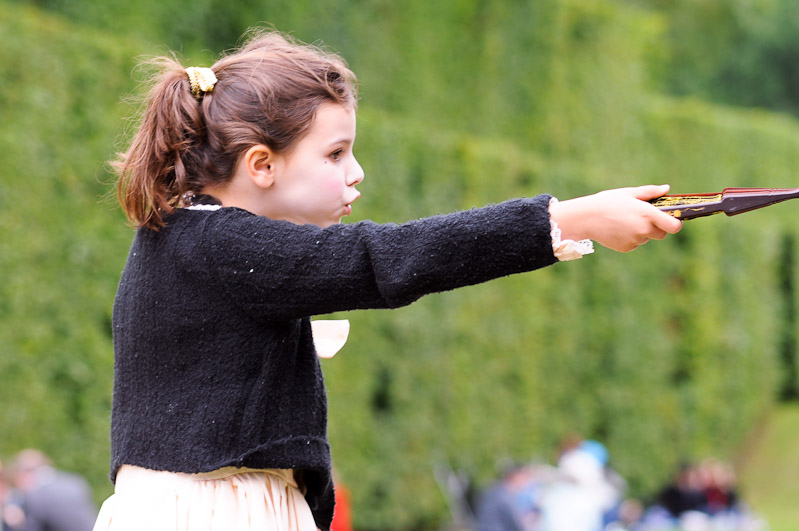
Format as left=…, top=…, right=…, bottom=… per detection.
left=243, top=144, right=278, bottom=189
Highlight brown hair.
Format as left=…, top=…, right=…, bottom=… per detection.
left=114, top=30, right=358, bottom=229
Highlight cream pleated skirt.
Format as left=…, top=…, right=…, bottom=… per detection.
left=92, top=465, right=317, bottom=531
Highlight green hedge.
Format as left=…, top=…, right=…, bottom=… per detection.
left=1, top=1, right=798, bottom=529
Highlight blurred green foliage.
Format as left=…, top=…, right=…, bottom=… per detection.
left=1, top=0, right=798, bottom=528
left=629, top=0, right=799, bottom=115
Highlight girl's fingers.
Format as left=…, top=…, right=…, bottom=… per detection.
left=643, top=227, right=668, bottom=241
left=630, top=184, right=683, bottom=235
left=651, top=209, right=683, bottom=234
left=631, top=184, right=671, bottom=201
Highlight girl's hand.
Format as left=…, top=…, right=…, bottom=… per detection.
left=549, top=185, right=683, bottom=252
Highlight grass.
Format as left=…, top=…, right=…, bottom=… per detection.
left=737, top=402, right=799, bottom=531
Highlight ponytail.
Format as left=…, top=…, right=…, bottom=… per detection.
left=114, top=57, right=208, bottom=229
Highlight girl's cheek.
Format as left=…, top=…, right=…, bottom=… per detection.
left=323, top=174, right=343, bottom=193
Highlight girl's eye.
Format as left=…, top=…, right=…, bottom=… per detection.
left=330, top=149, right=343, bottom=161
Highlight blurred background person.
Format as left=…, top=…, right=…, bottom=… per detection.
left=539, top=440, right=624, bottom=531
left=8, top=450, right=96, bottom=531
left=655, top=461, right=707, bottom=519
left=1, top=460, right=25, bottom=531
left=476, top=461, right=538, bottom=531
left=697, top=458, right=739, bottom=516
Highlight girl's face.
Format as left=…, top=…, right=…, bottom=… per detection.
left=268, top=103, right=364, bottom=228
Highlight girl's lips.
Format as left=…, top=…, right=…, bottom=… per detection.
left=344, top=193, right=360, bottom=216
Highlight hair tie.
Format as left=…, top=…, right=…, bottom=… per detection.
left=185, top=67, right=218, bottom=99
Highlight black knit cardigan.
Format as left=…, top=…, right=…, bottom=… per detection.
left=109, top=195, right=558, bottom=529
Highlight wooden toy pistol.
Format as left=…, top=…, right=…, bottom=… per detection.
left=650, top=187, right=799, bottom=220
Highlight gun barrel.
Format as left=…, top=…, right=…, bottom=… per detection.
left=720, top=187, right=799, bottom=216
left=651, top=188, right=799, bottom=220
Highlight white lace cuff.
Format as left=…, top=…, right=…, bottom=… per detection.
left=549, top=198, right=594, bottom=261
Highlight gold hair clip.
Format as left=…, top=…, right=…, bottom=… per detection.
left=185, top=67, right=218, bottom=99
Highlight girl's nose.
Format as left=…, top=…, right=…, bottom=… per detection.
left=347, top=158, right=364, bottom=186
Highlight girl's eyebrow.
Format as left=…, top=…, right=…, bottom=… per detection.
left=328, top=137, right=353, bottom=147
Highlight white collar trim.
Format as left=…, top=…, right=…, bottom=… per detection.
left=186, top=204, right=222, bottom=211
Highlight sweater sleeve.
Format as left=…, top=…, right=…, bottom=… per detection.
left=197, top=195, right=558, bottom=320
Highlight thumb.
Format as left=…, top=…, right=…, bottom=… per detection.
left=632, top=184, right=671, bottom=201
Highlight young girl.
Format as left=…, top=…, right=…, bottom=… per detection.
left=95, top=29, right=682, bottom=531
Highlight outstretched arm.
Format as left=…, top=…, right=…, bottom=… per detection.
left=548, top=184, right=683, bottom=253
left=197, top=196, right=558, bottom=320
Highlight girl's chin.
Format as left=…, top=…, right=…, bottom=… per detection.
left=315, top=218, right=342, bottom=229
